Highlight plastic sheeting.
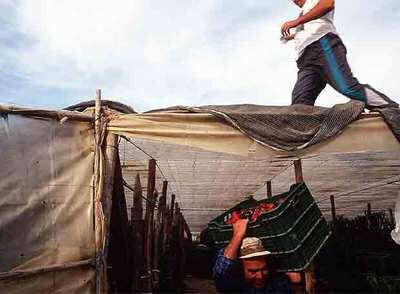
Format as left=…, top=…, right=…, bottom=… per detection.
left=0, top=114, right=96, bottom=292
left=108, top=111, right=400, bottom=157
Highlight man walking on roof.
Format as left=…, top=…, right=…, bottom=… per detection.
left=281, top=0, right=399, bottom=110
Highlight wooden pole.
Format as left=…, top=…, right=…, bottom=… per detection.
left=143, top=159, right=157, bottom=291
left=159, top=181, right=168, bottom=251
left=94, top=89, right=104, bottom=294
left=102, top=132, right=118, bottom=286
left=174, top=202, right=180, bottom=227
left=367, top=203, right=372, bottom=216
left=151, top=190, right=159, bottom=290
left=294, top=159, right=314, bottom=294
left=162, top=205, right=170, bottom=254
left=132, top=174, right=143, bottom=221
left=153, top=182, right=167, bottom=290
left=147, top=159, right=157, bottom=201
left=330, top=195, right=337, bottom=225
left=178, top=213, right=185, bottom=290
left=266, top=181, right=272, bottom=198
left=168, top=194, right=176, bottom=237
left=131, top=174, right=144, bottom=291
left=294, top=159, right=303, bottom=183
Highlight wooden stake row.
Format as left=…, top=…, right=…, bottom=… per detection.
left=128, top=159, right=192, bottom=292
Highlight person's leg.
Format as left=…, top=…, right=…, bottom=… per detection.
left=292, top=66, right=327, bottom=105
left=319, top=33, right=399, bottom=109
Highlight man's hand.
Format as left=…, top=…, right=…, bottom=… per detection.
left=232, top=218, right=249, bottom=239
left=224, top=218, right=249, bottom=260
left=281, top=34, right=295, bottom=43
left=281, top=19, right=300, bottom=37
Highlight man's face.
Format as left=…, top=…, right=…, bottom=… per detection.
left=242, top=257, right=269, bottom=289
left=292, top=0, right=306, bottom=8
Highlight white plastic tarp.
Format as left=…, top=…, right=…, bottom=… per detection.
left=0, top=114, right=96, bottom=293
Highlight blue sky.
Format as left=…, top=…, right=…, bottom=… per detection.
left=0, top=0, right=399, bottom=112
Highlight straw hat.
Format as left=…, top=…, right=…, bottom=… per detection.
left=239, top=237, right=271, bottom=259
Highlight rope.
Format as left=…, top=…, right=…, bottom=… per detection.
left=120, top=136, right=182, bottom=208
left=316, top=176, right=400, bottom=205
left=122, top=178, right=159, bottom=209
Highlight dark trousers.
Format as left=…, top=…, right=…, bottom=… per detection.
left=292, top=33, right=398, bottom=109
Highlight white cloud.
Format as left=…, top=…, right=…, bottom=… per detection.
left=3, top=0, right=400, bottom=110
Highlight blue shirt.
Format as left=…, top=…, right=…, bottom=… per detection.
left=213, top=249, right=293, bottom=293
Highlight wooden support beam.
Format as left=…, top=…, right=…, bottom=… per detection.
left=162, top=181, right=168, bottom=202
left=102, top=133, right=118, bottom=284
left=143, top=159, right=157, bottom=292
left=294, top=159, right=303, bottom=183
left=152, top=182, right=167, bottom=290
left=330, top=195, right=336, bottom=225
left=169, top=194, right=176, bottom=235
left=147, top=159, right=156, bottom=200
left=159, top=181, right=168, bottom=252
left=132, top=174, right=143, bottom=221
left=266, top=181, right=272, bottom=198
left=162, top=205, right=170, bottom=254
left=143, top=189, right=157, bottom=291
left=177, top=213, right=186, bottom=290
left=174, top=202, right=180, bottom=227
left=294, top=159, right=313, bottom=294
left=93, top=89, right=107, bottom=294
left=367, top=203, right=372, bottom=216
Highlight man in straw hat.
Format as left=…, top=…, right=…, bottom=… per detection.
left=213, top=219, right=299, bottom=293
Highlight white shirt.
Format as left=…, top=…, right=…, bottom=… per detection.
left=294, top=0, right=337, bottom=58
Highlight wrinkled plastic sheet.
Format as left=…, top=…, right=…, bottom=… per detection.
left=0, top=267, right=95, bottom=293
left=108, top=109, right=400, bottom=157
left=0, top=114, right=95, bottom=292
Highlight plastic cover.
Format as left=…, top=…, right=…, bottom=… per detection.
left=0, top=114, right=96, bottom=293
